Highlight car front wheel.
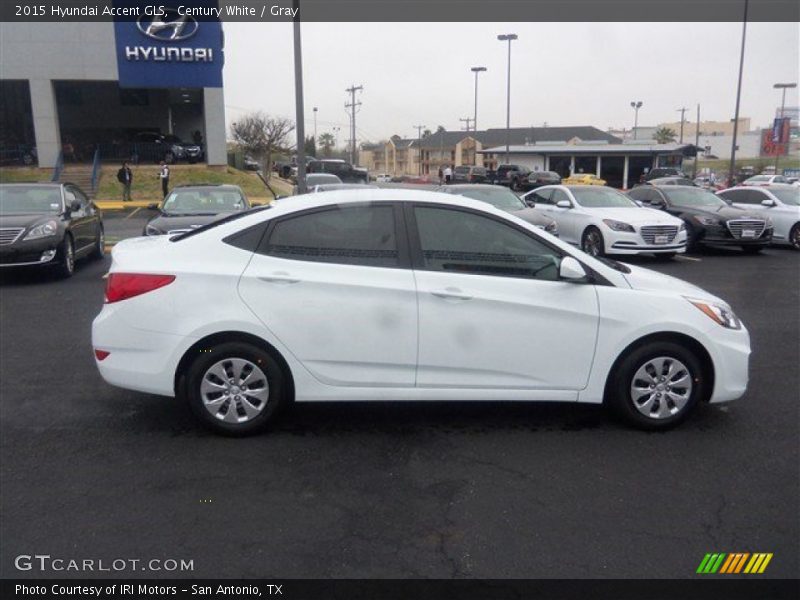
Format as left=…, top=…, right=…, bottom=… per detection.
left=185, top=342, right=288, bottom=436
left=608, top=341, right=707, bottom=430
left=91, top=227, right=105, bottom=260
left=788, top=223, right=800, bottom=250
left=55, top=235, right=75, bottom=278
left=581, top=226, right=605, bottom=257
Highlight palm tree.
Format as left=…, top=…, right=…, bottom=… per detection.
left=653, top=127, right=677, bottom=144
left=318, top=132, right=335, bottom=157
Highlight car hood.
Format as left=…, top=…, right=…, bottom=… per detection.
left=586, top=206, right=682, bottom=226
left=682, top=204, right=764, bottom=221
left=0, top=213, right=62, bottom=228
left=509, top=207, right=555, bottom=227
left=622, top=263, right=725, bottom=304
left=147, top=213, right=232, bottom=233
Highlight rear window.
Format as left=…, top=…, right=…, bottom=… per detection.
left=455, top=166, right=470, bottom=173
left=471, top=167, right=487, bottom=174
left=172, top=205, right=271, bottom=242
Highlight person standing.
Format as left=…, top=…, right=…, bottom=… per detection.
left=159, top=161, right=170, bottom=198
left=117, top=161, right=133, bottom=202
left=443, top=165, right=452, bottom=184
left=438, top=166, right=444, bottom=185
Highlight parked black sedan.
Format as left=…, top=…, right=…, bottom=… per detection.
left=627, top=185, right=772, bottom=253
left=144, top=185, right=250, bottom=236
left=0, top=182, right=104, bottom=277
left=437, top=184, right=559, bottom=236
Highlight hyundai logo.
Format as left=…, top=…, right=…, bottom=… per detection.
left=137, top=10, right=198, bottom=42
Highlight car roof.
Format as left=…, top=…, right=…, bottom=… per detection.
left=439, top=183, right=508, bottom=191
left=173, top=184, right=243, bottom=190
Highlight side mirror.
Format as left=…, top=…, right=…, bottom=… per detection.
left=70, top=199, right=81, bottom=212
left=634, top=200, right=644, bottom=207
left=147, top=203, right=159, bottom=210
left=761, top=199, right=776, bottom=207
left=556, top=199, right=572, bottom=209
left=559, top=256, right=588, bottom=281
left=651, top=200, right=665, bottom=209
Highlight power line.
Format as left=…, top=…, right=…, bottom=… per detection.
left=459, top=117, right=474, bottom=131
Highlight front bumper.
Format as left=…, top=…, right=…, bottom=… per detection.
left=706, top=322, right=751, bottom=404
left=697, top=226, right=773, bottom=247
left=0, top=237, right=60, bottom=267
left=605, top=227, right=688, bottom=255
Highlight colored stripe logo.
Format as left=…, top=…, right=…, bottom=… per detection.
left=697, top=553, right=773, bottom=574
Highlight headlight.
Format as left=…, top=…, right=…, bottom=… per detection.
left=679, top=222, right=686, bottom=231
left=764, top=217, right=773, bottom=228
left=694, top=215, right=720, bottom=226
left=686, top=297, right=741, bottom=330
left=23, top=220, right=58, bottom=240
left=145, top=224, right=163, bottom=236
left=545, top=220, right=558, bottom=234
left=602, top=219, right=635, bottom=232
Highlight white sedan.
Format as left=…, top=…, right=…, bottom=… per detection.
left=717, top=184, right=800, bottom=249
left=92, top=189, right=749, bottom=435
left=741, top=174, right=791, bottom=186
left=523, top=185, right=687, bottom=257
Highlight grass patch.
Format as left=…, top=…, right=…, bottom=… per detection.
left=95, top=164, right=291, bottom=201
left=0, top=167, right=52, bottom=183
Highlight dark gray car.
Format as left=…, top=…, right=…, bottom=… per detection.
left=438, top=184, right=559, bottom=236
left=144, top=185, right=250, bottom=236
left=0, top=182, right=104, bottom=277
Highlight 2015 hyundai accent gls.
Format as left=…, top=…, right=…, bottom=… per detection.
left=92, top=189, right=750, bottom=435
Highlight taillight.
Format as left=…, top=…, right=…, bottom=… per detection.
left=105, top=273, right=176, bottom=303
left=94, top=349, right=110, bottom=361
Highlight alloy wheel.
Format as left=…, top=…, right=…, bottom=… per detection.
left=791, top=224, right=800, bottom=250
left=65, top=240, right=75, bottom=273
left=629, top=356, right=693, bottom=420
left=583, top=230, right=603, bottom=257
left=200, top=358, right=270, bottom=424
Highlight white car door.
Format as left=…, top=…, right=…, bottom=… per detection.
left=238, top=203, right=418, bottom=387
left=410, top=204, right=599, bottom=391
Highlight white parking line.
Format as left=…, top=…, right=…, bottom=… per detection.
left=676, top=255, right=702, bottom=262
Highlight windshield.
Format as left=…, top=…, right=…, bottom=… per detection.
left=457, top=187, right=526, bottom=211
left=162, top=189, right=246, bottom=215
left=665, top=188, right=728, bottom=208
left=570, top=187, right=636, bottom=208
left=0, top=185, right=63, bottom=215
left=771, top=188, right=800, bottom=206
left=746, top=176, right=769, bottom=182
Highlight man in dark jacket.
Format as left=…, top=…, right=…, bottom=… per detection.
left=117, top=161, right=133, bottom=202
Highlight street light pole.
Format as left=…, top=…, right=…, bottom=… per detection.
left=292, top=0, right=307, bottom=194
left=630, top=101, right=643, bottom=139
left=312, top=106, right=318, bottom=145
left=728, top=0, right=748, bottom=187
left=773, top=82, right=797, bottom=173
left=471, top=66, right=487, bottom=133
left=497, top=34, right=517, bottom=164
left=677, top=107, right=688, bottom=143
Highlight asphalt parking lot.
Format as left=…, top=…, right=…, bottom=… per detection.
left=0, top=214, right=798, bottom=579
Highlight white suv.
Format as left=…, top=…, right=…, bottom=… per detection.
left=93, top=189, right=749, bottom=435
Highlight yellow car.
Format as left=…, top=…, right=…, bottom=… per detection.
left=563, top=173, right=607, bottom=186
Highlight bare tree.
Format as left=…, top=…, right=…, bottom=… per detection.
left=230, top=112, right=294, bottom=178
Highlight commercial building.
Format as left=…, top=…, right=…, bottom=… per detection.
left=0, top=14, right=226, bottom=171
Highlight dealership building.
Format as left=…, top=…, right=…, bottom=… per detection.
left=0, top=14, right=226, bottom=170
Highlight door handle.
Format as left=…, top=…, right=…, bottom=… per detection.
left=258, top=273, right=300, bottom=284
left=431, top=288, right=473, bottom=301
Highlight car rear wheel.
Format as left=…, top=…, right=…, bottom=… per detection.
left=186, top=342, right=287, bottom=436
left=55, top=235, right=75, bottom=279
left=581, top=226, right=605, bottom=257
left=789, top=223, right=800, bottom=250
left=607, top=341, right=706, bottom=430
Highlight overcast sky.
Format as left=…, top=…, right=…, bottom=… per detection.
left=222, top=22, right=799, bottom=145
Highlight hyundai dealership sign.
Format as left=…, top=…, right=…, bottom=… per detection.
left=114, top=1, right=223, bottom=88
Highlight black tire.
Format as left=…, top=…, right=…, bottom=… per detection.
left=741, top=245, right=763, bottom=254
left=55, top=235, right=75, bottom=279
left=607, top=341, right=707, bottom=430
left=683, top=220, right=700, bottom=252
left=91, top=226, right=105, bottom=260
left=788, top=223, right=800, bottom=250
left=581, top=226, right=606, bottom=257
left=185, top=341, right=288, bottom=436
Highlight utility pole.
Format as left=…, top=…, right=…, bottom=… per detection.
left=773, top=82, right=797, bottom=173
left=414, top=124, right=425, bottom=175
left=470, top=66, right=487, bottom=132
left=693, top=104, right=701, bottom=179
left=292, top=0, right=307, bottom=194
left=459, top=117, right=474, bottom=131
left=497, top=33, right=518, bottom=164
left=677, top=107, right=688, bottom=143
left=728, top=0, right=748, bottom=187
left=345, top=84, right=363, bottom=165
left=312, top=107, right=318, bottom=145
